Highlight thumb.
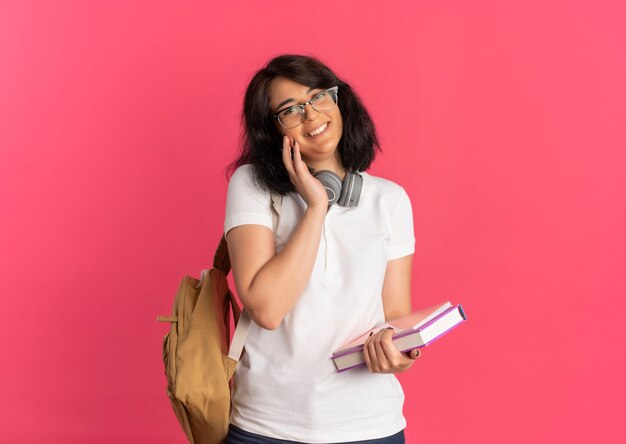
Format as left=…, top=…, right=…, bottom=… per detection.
left=408, top=349, right=421, bottom=359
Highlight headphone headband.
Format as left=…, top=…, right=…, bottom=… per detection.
left=313, top=170, right=363, bottom=208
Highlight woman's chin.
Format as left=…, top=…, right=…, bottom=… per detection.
left=302, top=136, right=339, bottom=153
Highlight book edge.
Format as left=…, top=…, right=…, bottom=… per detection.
left=332, top=304, right=463, bottom=358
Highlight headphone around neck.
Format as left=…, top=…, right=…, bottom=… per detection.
left=282, top=138, right=363, bottom=208
left=312, top=169, right=363, bottom=208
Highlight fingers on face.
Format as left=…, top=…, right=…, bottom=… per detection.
left=283, top=136, right=306, bottom=176
left=282, top=136, right=295, bottom=175
left=292, top=140, right=305, bottom=173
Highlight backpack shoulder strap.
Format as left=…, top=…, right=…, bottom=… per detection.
left=213, top=234, right=231, bottom=276
left=227, top=191, right=283, bottom=362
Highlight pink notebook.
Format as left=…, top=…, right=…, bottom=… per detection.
left=331, top=301, right=466, bottom=372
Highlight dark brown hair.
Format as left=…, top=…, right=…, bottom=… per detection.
left=225, top=54, right=382, bottom=195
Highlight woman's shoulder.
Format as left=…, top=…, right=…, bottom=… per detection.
left=361, top=171, right=407, bottom=199
left=230, top=163, right=254, bottom=182
left=229, top=164, right=268, bottom=194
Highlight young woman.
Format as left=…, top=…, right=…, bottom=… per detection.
left=223, top=54, right=420, bottom=444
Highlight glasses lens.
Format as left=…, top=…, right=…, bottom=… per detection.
left=278, top=106, right=304, bottom=129
left=311, top=89, right=338, bottom=113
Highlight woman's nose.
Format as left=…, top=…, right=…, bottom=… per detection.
left=303, top=103, right=319, bottom=121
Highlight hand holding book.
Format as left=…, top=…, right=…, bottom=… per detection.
left=331, top=301, right=466, bottom=373
left=362, top=326, right=422, bottom=374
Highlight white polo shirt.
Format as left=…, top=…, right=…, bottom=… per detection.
left=223, top=164, right=415, bottom=443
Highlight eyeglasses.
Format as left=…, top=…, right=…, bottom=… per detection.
left=272, top=86, right=339, bottom=129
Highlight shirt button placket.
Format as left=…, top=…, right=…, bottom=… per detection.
left=323, top=209, right=334, bottom=280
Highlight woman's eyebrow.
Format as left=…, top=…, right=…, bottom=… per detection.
left=275, top=87, right=316, bottom=111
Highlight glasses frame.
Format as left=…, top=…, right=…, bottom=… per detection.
left=272, top=86, right=339, bottom=129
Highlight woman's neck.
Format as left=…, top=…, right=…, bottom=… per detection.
left=305, top=152, right=347, bottom=181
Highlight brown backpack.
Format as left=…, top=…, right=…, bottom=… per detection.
left=157, top=192, right=282, bottom=443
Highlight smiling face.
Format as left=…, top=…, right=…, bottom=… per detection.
left=269, top=76, right=343, bottom=165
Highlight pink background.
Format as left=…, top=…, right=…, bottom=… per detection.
left=1, top=1, right=625, bottom=442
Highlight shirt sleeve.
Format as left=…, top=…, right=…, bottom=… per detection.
left=224, top=165, right=274, bottom=237
left=386, top=186, right=416, bottom=260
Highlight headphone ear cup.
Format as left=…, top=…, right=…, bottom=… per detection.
left=337, top=172, right=363, bottom=207
left=312, top=170, right=343, bottom=207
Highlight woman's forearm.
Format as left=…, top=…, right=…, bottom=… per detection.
left=247, top=206, right=326, bottom=329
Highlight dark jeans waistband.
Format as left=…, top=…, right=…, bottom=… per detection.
left=225, top=423, right=406, bottom=444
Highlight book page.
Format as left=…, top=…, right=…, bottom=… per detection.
left=334, top=301, right=452, bottom=354
left=335, top=323, right=391, bottom=351
left=387, top=302, right=452, bottom=331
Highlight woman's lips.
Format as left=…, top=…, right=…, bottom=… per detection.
left=305, top=121, right=330, bottom=137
